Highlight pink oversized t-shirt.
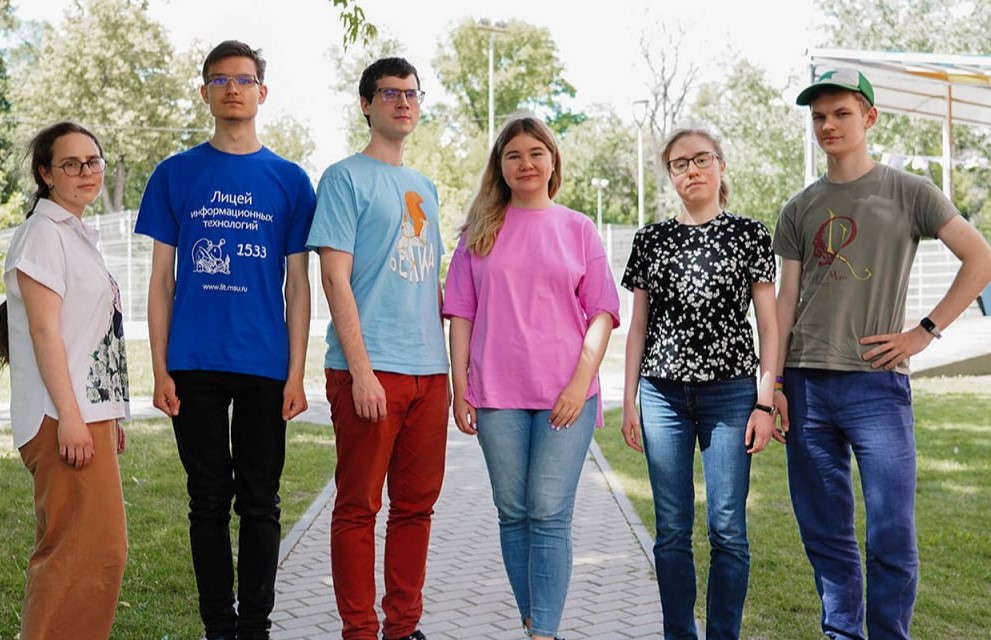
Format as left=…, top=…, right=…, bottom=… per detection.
left=443, top=204, right=620, bottom=425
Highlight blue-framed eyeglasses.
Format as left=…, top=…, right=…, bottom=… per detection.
left=372, top=88, right=426, bottom=104
left=206, top=74, right=260, bottom=88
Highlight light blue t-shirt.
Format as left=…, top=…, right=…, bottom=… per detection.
left=306, top=153, right=448, bottom=375
left=135, top=143, right=316, bottom=381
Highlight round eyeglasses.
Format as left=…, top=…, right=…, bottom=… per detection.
left=667, top=151, right=719, bottom=176
left=53, top=157, right=107, bottom=176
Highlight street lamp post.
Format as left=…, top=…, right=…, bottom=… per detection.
left=479, top=19, right=509, bottom=149
left=591, top=177, right=609, bottom=235
left=632, top=99, right=649, bottom=228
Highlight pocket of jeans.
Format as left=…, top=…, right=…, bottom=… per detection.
left=325, top=369, right=353, bottom=392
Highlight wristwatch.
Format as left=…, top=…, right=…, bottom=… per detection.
left=920, top=316, right=942, bottom=339
left=754, top=403, right=775, bottom=415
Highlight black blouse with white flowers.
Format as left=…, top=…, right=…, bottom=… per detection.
left=622, top=211, right=775, bottom=382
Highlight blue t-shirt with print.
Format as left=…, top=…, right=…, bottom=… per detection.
left=135, top=143, right=316, bottom=381
left=306, top=153, right=448, bottom=375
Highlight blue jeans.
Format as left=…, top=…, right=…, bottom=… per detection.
left=784, top=368, right=917, bottom=640
left=638, top=376, right=755, bottom=640
left=475, top=397, right=597, bottom=638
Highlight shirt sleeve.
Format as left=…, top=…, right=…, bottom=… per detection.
left=772, top=198, right=802, bottom=261
left=134, top=162, right=179, bottom=247
left=912, top=177, right=960, bottom=239
left=8, top=218, right=68, bottom=298
left=749, top=220, right=777, bottom=283
left=286, top=168, right=317, bottom=255
left=579, top=226, right=621, bottom=328
left=306, top=165, right=358, bottom=253
left=621, top=227, right=647, bottom=291
left=441, top=237, right=477, bottom=322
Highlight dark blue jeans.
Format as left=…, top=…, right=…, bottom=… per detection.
left=784, top=368, right=917, bottom=640
left=172, top=370, right=287, bottom=640
left=638, top=376, right=755, bottom=640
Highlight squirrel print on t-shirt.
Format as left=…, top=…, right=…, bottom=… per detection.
left=391, top=190, right=437, bottom=284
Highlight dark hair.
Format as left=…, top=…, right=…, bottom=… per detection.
left=0, top=121, right=104, bottom=368
left=26, top=121, right=104, bottom=218
left=661, top=128, right=730, bottom=209
left=358, top=57, right=420, bottom=126
left=202, top=40, right=266, bottom=84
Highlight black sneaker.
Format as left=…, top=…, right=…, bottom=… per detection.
left=388, top=632, right=426, bottom=640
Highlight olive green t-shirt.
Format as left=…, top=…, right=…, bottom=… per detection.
left=773, top=164, right=958, bottom=374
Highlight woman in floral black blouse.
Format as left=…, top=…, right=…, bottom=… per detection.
left=620, top=129, right=780, bottom=639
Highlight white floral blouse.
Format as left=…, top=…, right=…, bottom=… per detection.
left=622, top=211, right=775, bottom=382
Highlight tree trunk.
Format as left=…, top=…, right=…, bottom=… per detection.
left=111, top=161, right=126, bottom=212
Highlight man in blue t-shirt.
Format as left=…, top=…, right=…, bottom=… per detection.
left=135, top=40, right=315, bottom=640
left=306, top=57, right=448, bottom=640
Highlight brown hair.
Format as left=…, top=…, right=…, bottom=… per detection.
left=0, top=121, right=104, bottom=368
left=202, top=40, right=266, bottom=84
left=461, top=115, right=562, bottom=256
left=661, top=128, right=730, bottom=209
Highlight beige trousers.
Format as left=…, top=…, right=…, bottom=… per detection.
left=18, top=416, right=128, bottom=640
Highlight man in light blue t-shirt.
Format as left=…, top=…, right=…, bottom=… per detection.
left=306, top=57, right=448, bottom=640
left=135, top=40, right=315, bottom=640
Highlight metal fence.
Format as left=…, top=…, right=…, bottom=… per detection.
left=0, top=212, right=979, bottom=335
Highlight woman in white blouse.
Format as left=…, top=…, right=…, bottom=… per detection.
left=0, top=122, right=129, bottom=639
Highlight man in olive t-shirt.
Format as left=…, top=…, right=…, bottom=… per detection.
left=773, top=68, right=991, bottom=640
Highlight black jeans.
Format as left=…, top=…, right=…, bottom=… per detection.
left=171, top=370, right=287, bottom=640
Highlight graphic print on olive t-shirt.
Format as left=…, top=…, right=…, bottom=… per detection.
left=813, top=209, right=872, bottom=281
left=391, top=190, right=437, bottom=284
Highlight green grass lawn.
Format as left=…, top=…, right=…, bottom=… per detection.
left=594, top=377, right=991, bottom=639
left=0, top=418, right=335, bottom=640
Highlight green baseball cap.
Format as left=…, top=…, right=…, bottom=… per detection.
left=796, top=68, right=875, bottom=106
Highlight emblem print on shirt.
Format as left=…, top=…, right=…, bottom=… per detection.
left=192, top=237, right=231, bottom=275
left=812, top=209, right=871, bottom=281
left=391, top=190, right=436, bottom=283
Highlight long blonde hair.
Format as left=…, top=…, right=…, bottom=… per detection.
left=461, top=116, right=562, bottom=256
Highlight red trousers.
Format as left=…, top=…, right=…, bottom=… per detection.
left=326, top=369, right=448, bottom=640
left=18, top=416, right=128, bottom=640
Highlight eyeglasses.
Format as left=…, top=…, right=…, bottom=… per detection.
left=206, top=74, right=260, bottom=88
left=667, top=151, right=720, bottom=176
left=372, top=88, right=426, bottom=104
left=53, top=157, right=107, bottom=176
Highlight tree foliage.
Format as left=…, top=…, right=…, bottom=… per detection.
left=634, top=19, right=703, bottom=222
left=261, top=114, right=317, bottom=174
left=816, top=0, right=991, bottom=238
left=433, top=18, right=584, bottom=137
left=0, top=0, right=18, bottom=204
left=695, top=60, right=805, bottom=230
left=328, top=0, right=377, bottom=51
left=556, top=108, right=648, bottom=226
left=10, top=0, right=209, bottom=212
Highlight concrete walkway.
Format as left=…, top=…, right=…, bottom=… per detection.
left=269, top=392, right=663, bottom=640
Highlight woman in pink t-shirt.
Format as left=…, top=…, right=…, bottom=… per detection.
left=443, top=116, right=619, bottom=640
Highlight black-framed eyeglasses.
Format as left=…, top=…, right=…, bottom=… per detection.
left=668, top=151, right=720, bottom=176
left=372, top=88, right=426, bottom=104
left=53, top=157, right=107, bottom=177
left=206, top=74, right=261, bottom=88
